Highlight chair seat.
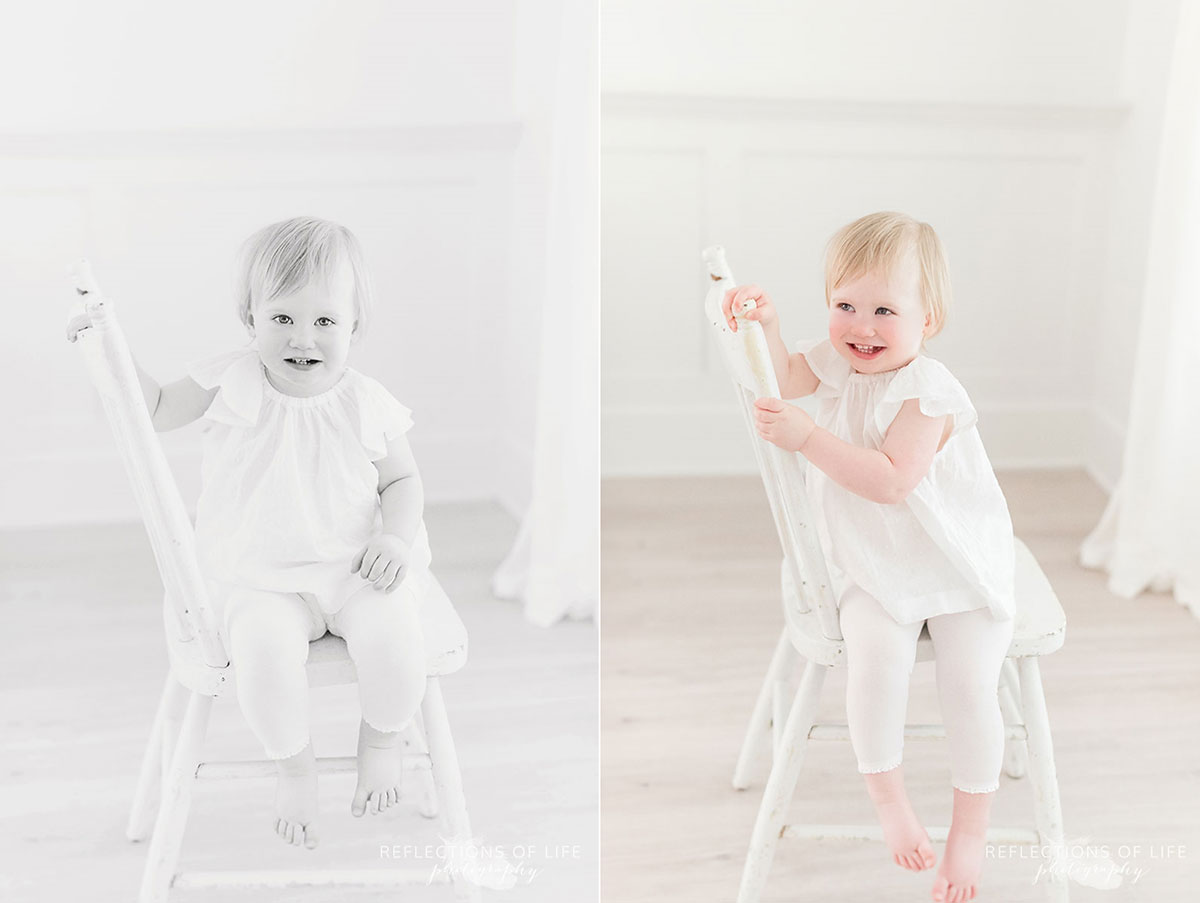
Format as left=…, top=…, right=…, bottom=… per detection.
left=165, top=571, right=469, bottom=697
left=781, top=537, right=1066, bottom=667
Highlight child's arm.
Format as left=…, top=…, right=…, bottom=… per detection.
left=66, top=311, right=215, bottom=431
left=721, top=284, right=820, bottom=398
left=352, top=435, right=425, bottom=592
left=133, top=363, right=218, bottom=433
left=754, top=397, right=951, bottom=504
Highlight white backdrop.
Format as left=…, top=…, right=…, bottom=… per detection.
left=600, top=0, right=1179, bottom=490
left=0, top=0, right=588, bottom=530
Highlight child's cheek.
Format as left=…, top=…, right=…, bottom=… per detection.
left=827, top=308, right=848, bottom=338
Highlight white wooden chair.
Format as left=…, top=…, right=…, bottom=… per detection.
left=68, top=263, right=480, bottom=903
left=700, top=247, right=1070, bottom=903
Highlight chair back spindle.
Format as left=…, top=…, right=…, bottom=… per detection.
left=69, top=261, right=229, bottom=669
left=701, top=247, right=843, bottom=642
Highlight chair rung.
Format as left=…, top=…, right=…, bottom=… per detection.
left=783, top=824, right=1041, bottom=844
left=195, top=753, right=431, bottom=781
left=172, top=868, right=449, bottom=889
left=808, top=723, right=1027, bottom=741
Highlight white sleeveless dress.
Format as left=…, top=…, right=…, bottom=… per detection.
left=796, top=338, right=1015, bottom=624
left=187, top=347, right=433, bottom=613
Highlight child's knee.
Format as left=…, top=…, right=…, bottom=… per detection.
left=339, top=601, right=425, bottom=666
left=845, top=632, right=917, bottom=678
left=227, top=608, right=307, bottom=669
left=354, top=636, right=427, bottom=683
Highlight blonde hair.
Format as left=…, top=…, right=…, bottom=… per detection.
left=236, top=216, right=373, bottom=336
left=824, top=211, right=951, bottom=339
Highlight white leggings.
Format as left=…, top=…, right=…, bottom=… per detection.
left=839, top=585, right=1014, bottom=794
left=218, top=579, right=426, bottom=760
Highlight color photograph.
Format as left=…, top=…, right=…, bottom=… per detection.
left=601, top=2, right=1199, bottom=902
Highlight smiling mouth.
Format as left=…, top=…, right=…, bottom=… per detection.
left=284, top=357, right=323, bottom=368
left=849, top=343, right=886, bottom=357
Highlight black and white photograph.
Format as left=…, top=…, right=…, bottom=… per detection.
left=0, top=2, right=598, bottom=901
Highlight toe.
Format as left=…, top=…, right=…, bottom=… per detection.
left=305, top=823, right=320, bottom=849
left=351, top=787, right=369, bottom=817
left=387, top=788, right=397, bottom=807
left=931, top=875, right=948, bottom=902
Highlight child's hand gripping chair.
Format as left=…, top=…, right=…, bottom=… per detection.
left=701, top=247, right=1070, bottom=903
left=67, top=262, right=480, bottom=903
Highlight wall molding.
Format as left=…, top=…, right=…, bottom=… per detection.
left=603, top=92, right=1130, bottom=130
left=0, top=122, right=524, bottom=158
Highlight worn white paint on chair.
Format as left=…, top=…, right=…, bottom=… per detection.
left=701, top=247, right=1070, bottom=903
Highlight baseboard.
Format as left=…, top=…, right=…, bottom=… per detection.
left=0, top=433, right=512, bottom=531
left=602, top=402, right=1126, bottom=482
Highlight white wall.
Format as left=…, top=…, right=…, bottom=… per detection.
left=601, top=0, right=1176, bottom=491
left=0, top=1, right=577, bottom=529
left=603, top=0, right=1128, bottom=105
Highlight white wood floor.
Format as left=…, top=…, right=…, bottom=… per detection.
left=601, top=471, right=1200, bottom=903
left=0, top=501, right=598, bottom=903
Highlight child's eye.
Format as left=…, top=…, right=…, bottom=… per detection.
left=836, top=302, right=854, bottom=312
left=875, top=307, right=893, bottom=316
left=316, top=317, right=336, bottom=327
left=271, top=314, right=292, bottom=325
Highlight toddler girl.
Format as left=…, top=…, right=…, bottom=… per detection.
left=722, top=212, right=1015, bottom=903
left=103, top=217, right=431, bottom=849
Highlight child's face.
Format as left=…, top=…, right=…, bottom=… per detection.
left=251, top=259, right=358, bottom=397
left=827, top=256, right=931, bottom=374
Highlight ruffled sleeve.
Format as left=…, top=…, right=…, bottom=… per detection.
left=874, top=355, right=978, bottom=440
left=185, top=348, right=263, bottom=427
left=794, top=337, right=852, bottom=399
left=347, top=374, right=415, bottom=461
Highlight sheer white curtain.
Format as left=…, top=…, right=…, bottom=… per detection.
left=1080, top=0, right=1200, bottom=616
left=492, top=0, right=598, bottom=627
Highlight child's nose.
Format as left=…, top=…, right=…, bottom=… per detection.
left=289, top=328, right=316, bottom=348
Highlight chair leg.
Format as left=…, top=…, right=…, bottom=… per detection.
left=138, top=691, right=212, bottom=903
left=403, top=713, right=439, bottom=819
left=736, top=660, right=828, bottom=903
left=421, top=677, right=481, bottom=903
left=127, top=674, right=189, bottom=841
left=998, top=659, right=1027, bottom=779
left=160, top=676, right=189, bottom=789
left=733, top=628, right=796, bottom=790
left=1017, top=657, right=1069, bottom=903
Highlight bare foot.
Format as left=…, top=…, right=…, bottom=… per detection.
left=931, top=788, right=993, bottom=902
left=351, top=718, right=403, bottom=817
left=864, top=766, right=936, bottom=871
left=274, top=743, right=319, bottom=848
